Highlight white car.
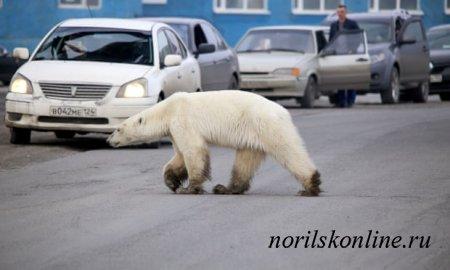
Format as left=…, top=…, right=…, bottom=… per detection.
left=5, top=18, right=201, bottom=144
left=236, top=25, right=371, bottom=108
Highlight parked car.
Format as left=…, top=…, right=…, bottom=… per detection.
left=5, top=18, right=201, bottom=145
left=322, top=10, right=430, bottom=104
left=427, top=24, right=450, bottom=101
left=139, top=17, right=240, bottom=90
left=0, top=45, right=26, bottom=85
left=236, top=25, right=371, bottom=108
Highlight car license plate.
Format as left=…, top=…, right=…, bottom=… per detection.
left=49, top=106, right=97, bottom=117
left=430, top=74, right=442, bottom=83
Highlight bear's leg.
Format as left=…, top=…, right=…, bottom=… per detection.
left=175, top=146, right=210, bottom=195
left=163, top=152, right=187, bottom=192
left=268, top=143, right=321, bottom=196
left=213, top=149, right=265, bottom=195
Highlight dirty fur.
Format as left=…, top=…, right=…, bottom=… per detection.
left=108, top=91, right=321, bottom=196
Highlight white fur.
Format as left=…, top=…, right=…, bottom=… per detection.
left=108, top=90, right=320, bottom=195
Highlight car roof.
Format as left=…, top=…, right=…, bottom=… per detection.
left=137, top=17, right=208, bottom=26
left=323, top=10, right=411, bottom=23
left=60, top=18, right=157, bottom=32
left=428, top=24, right=450, bottom=32
left=248, top=25, right=328, bottom=31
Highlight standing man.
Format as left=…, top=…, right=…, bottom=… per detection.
left=329, top=4, right=359, bottom=108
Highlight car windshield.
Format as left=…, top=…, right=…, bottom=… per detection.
left=167, top=23, right=190, bottom=49
left=357, top=21, right=392, bottom=44
left=33, top=27, right=153, bottom=65
left=427, top=29, right=450, bottom=50
left=236, top=30, right=315, bottom=54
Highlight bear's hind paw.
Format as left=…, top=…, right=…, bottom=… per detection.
left=176, top=186, right=205, bottom=195
left=212, top=184, right=231, bottom=195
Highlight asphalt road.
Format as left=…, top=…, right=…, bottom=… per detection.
left=0, top=85, right=449, bottom=269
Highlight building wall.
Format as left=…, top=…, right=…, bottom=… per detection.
left=0, top=0, right=142, bottom=52
left=142, top=0, right=450, bottom=46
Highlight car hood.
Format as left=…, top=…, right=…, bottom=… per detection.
left=368, top=43, right=390, bottom=55
left=237, top=52, right=315, bottom=73
left=430, top=49, right=450, bottom=65
left=17, top=61, right=153, bottom=86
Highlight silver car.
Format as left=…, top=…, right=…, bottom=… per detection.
left=140, top=17, right=240, bottom=90
left=236, top=25, right=371, bottom=108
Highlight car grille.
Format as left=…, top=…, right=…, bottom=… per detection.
left=39, top=82, right=112, bottom=100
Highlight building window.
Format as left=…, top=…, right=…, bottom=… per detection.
left=58, top=0, right=101, bottom=9
left=369, top=0, right=421, bottom=14
left=446, top=0, right=450, bottom=14
left=292, top=0, right=342, bottom=14
left=142, top=0, right=167, bottom=4
left=0, top=0, right=3, bottom=8
left=214, top=0, right=269, bottom=14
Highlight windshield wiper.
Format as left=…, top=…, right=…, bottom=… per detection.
left=237, top=49, right=272, bottom=53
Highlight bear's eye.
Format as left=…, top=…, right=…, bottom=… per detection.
left=117, top=128, right=122, bottom=133
left=138, top=117, right=143, bottom=125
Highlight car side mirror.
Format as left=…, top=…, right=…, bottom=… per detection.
left=399, top=37, right=416, bottom=45
left=198, top=43, right=216, bottom=54
left=13, top=47, right=30, bottom=60
left=0, top=47, right=7, bottom=57
left=320, top=48, right=336, bottom=57
left=164, top=54, right=182, bottom=67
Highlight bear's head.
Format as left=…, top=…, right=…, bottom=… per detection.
left=107, top=113, right=150, bottom=148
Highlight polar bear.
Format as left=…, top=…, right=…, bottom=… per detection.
left=107, top=90, right=321, bottom=196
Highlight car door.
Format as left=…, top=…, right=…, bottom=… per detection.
left=157, top=29, right=181, bottom=97
left=317, top=29, right=371, bottom=91
left=397, top=18, right=429, bottom=83
left=164, top=29, right=197, bottom=93
left=194, top=23, right=219, bottom=91
left=201, top=23, right=232, bottom=89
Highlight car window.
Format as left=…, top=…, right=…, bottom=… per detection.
left=164, top=29, right=186, bottom=59
left=200, top=23, right=219, bottom=49
left=403, top=21, right=424, bottom=42
left=358, top=21, right=393, bottom=44
left=33, top=26, right=153, bottom=65
left=236, top=30, right=315, bottom=54
left=157, top=30, right=171, bottom=66
left=211, top=25, right=228, bottom=51
left=427, top=29, right=450, bottom=50
left=315, top=31, right=327, bottom=52
left=167, top=23, right=190, bottom=48
left=193, top=24, right=208, bottom=50
left=325, top=31, right=366, bottom=55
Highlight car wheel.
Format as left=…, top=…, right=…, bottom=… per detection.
left=439, top=92, right=450, bottom=101
left=55, top=131, right=76, bottom=139
left=228, top=76, right=239, bottom=90
left=2, top=80, right=10, bottom=86
left=299, top=77, right=316, bottom=109
left=10, top=128, right=31, bottom=144
left=381, top=67, right=400, bottom=104
left=411, top=81, right=429, bottom=103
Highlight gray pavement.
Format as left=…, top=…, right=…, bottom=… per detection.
left=0, top=85, right=449, bottom=269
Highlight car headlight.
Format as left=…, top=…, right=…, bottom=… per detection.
left=370, top=52, right=385, bottom=64
left=272, top=68, right=301, bottom=77
left=10, top=74, right=33, bottom=94
left=117, top=78, right=148, bottom=98
left=429, top=62, right=434, bottom=70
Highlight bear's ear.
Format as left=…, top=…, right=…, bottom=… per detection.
left=138, top=117, right=143, bottom=125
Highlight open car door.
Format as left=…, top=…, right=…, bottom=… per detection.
left=317, top=29, right=371, bottom=91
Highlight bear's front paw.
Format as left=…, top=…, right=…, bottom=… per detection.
left=298, top=187, right=321, bottom=197
left=165, top=178, right=181, bottom=193
left=176, top=186, right=205, bottom=195
left=212, top=184, right=230, bottom=195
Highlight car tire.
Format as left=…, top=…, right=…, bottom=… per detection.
left=2, top=80, right=10, bottom=86
left=228, top=75, right=239, bottom=90
left=411, top=81, right=429, bottom=103
left=55, top=131, right=76, bottom=139
left=10, top=128, right=31, bottom=144
left=298, top=77, right=316, bottom=109
left=439, top=92, right=450, bottom=101
left=381, top=67, right=400, bottom=104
